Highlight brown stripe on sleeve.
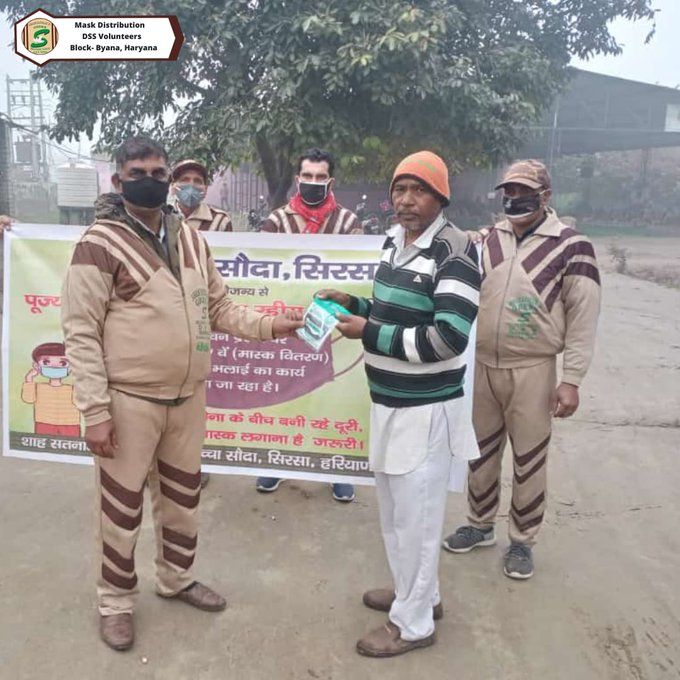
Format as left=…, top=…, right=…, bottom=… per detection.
left=544, top=279, right=563, bottom=312
left=485, top=229, right=504, bottom=269
left=114, top=266, right=143, bottom=301
left=345, top=212, right=363, bottom=234
left=188, top=226, right=209, bottom=279
left=286, top=212, right=301, bottom=233
left=85, top=231, right=155, bottom=281
left=92, top=224, right=162, bottom=274
left=71, top=241, right=118, bottom=275
left=531, top=240, right=596, bottom=293
left=324, top=209, right=340, bottom=234
left=179, top=227, right=198, bottom=269
left=521, top=228, right=579, bottom=273
left=564, top=261, right=601, bottom=285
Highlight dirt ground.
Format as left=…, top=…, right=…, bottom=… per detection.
left=1, top=236, right=679, bottom=680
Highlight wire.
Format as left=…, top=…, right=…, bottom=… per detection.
left=0, top=112, right=102, bottom=163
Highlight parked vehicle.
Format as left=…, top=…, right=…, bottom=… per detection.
left=247, top=195, right=269, bottom=231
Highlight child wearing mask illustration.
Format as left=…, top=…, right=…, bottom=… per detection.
left=22, top=341, right=81, bottom=436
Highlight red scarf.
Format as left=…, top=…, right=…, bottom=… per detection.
left=289, top=191, right=338, bottom=234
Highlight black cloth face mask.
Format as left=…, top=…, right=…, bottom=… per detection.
left=121, top=176, right=170, bottom=209
left=299, top=181, right=329, bottom=206
left=503, top=191, right=545, bottom=219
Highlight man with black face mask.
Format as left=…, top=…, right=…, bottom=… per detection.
left=443, top=160, right=601, bottom=580
left=61, top=136, right=303, bottom=652
left=261, top=147, right=362, bottom=236
left=257, top=147, right=361, bottom=502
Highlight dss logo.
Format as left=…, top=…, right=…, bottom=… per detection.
left=21, top=18, right=59, bottom=55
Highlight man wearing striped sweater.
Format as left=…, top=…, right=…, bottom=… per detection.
left=323, top=151, right=480, bottom=657
left=443, top=160, right=601, bottom=580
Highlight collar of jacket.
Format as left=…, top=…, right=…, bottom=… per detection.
left=386, top=211, right=447, bottom=250
left=496, top=208, right=563, bottom=239
left=94, top=193, right=183, bottom=280
left=94, top=192, right=179, bottom=230
left=186, top=201, right=212, bottom=222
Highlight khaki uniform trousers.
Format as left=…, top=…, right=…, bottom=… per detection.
left=467, top=359, right=555, bottom=545
left=95, top=386, right=206, bottom=615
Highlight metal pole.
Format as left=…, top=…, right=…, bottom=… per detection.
left=547, top=96, right=560, bottom=170
left=35, top=75, right=48, bottom=181
left=29, top=75, right=39, bottom=179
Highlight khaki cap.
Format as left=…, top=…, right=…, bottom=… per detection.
left=171, top=159, right=208, bottom=183
left=495, top=159, right=551, bottom=191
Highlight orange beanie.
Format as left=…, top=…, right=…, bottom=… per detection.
left=390, top=151, right=450, bottom=205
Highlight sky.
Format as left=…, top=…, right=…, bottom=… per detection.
left=1, top=0, right=679, bottom=157
left=572, top=0, right=680, bottom=87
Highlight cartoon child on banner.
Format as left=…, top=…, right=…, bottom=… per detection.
left=21, top=341, right=81, bottom=437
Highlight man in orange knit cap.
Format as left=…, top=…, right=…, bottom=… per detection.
left=324, top=151, right=481, bottom=657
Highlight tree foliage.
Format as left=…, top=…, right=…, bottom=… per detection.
left=3, top=0, right=656, bottom=205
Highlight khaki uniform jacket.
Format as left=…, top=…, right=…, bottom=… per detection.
left=184, top=202, right=233, bottom=231
left=61, top=194, right=273, bottom=426
left=476, top=210, right=601, bottom=386
left=261, top=203, right=362, bottom=234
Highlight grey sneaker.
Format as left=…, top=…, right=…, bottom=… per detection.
left=503, top=543, right=534, bottom=580
left=442, top=525, right=496, bottom=553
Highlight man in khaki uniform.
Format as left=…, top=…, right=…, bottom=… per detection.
left=171, top=159, right=233, bottom=231
left=170, top=159, right=231, bottom=490
left=443, top=160, right=601, bottom=579
left=61, top=136, right=302, bottom=651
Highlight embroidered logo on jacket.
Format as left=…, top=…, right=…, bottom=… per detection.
left=506, top=296, right=540, bottom=340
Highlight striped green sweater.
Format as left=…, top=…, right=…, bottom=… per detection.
left=349, top=217, right=480, bottom=407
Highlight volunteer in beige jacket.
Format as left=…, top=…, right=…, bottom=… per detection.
left=443, top=160, right=601, bottom=580
left=170, top=159, right=233, bottom=232
left=61, top=136, right=302, bottom=652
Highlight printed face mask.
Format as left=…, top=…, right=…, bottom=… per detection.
left=502, top=191, right=545, bottom=219
left=299, top=181, right=329, bottom=206
left=41, top=366, right=69, bottom=379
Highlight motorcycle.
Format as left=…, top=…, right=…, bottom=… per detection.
left=247, top=195, right=269, bottom=231
left=356, top=194, right=384, bottom=235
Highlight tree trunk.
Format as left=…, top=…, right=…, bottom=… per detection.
left=255, top=134, right=295, bottom=209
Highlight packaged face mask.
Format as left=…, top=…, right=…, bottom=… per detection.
left=296, top=297, right=349, bottom=350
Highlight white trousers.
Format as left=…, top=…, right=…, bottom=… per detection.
left=374, top=409, right=452, bottom=641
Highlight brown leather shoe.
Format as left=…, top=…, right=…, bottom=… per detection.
left=161, top=581, right=226, bottom=612
left=99, top=613, right=134, bottom=651
left=356, top=620, right=435, bottom=658
left=362, top=588, right=443, bottom=620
